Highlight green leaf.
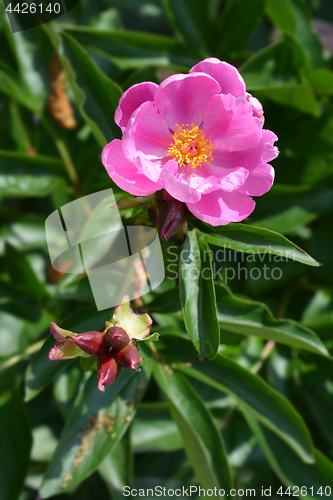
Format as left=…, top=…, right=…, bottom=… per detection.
left=258, top=77, right=320, bottom=116
left=61, top=26, right=198, bottom=70
left=43, top=25, right=122, bottom=147
left=131, top=402, right=183, bottom=452
left=80, top=357, right=97, bottom=375
left=303, top=384, right=333, bottom=448
left=0, top=283, right=52, bottom=358
left=39, top=360, right=152, bottom=498
left=0, top=381, right=32, bottom=500
left=153, top=363, right=232, bottom=491
left=179, top=229, right=220, bottom=360
left=9, top=100, right=35, bottom=154
left=266, top=0, right=297, bottom=34
left=221, top=410, right=257, bottom=468
left=0, top=150, right=65, bottom=198
left=240, top=35, right=307, bottom=79
left=197, top=223, right=320, bottom=267
left=4, top=242, right=49, bottom=302
left=308, top=68, right=333, bottom=95
left=252, top=186, right=333, bottom=235
left=301, top=290, right=333, bottom=332
left=177, top=352, right=314, bottom=463
left=215, top=283, right=328, bottom=356
left=3, top=24, right=51, bottom=104
left=0, top=215, right=48, bottom=255
left=54, top=275, right=94, bottom=303
left=240, top=36, right=320, bottom=116
left=53, top=364, right=82, bottom=420
left=31, top=425, right=58, bottom=463
left=215, top=0, right=266, bottom=58
left=299, top=356, right=333, bottom=447
left=0, top=70, right=40, bottom=114
left=98, top=429, right=133, bottom=500
left=244, top=410, right=333, bottom=495
left=266, top=0, right=324, bottom=71
left=25, top=305, right=112, bottom=401
left=138, top=332, right=160, bottom=342
left=25, top=335, right=75, bottom=402
left=289, top=0, right=324, bottom=70
left=160, top=0, right=210, bottom=56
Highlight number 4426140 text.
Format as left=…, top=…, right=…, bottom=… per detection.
left=5, top=3, right=62, bottom=14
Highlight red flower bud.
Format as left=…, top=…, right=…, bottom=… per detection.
left=114, top=343, right=141, bottom=371
left=97, top=353, right=122, bottom=392
left=148, top=206, right=159, bottom=226
left=161, top=189, right=173, bottom=201
left=158, top=199, right=187, bottom=241
left=105, top=326, right=130, bottom=350
left=69, top=331, right=109, bottom=357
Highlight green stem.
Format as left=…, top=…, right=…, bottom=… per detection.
left=219, top=339, right=276, bottom=429
left=0, top=339, right=45, bottom=372
left=41, top=115, right=80, bottom=190
left=54, top=137, right=80, bottom=188
left=250, top=340, right=276, bottom=374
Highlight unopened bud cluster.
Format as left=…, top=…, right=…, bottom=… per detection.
left=48, top=295, right=156, bottom=392
left=71, top=326, right=141, bottom=391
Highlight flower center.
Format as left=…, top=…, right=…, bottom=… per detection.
left=167, top=123, right=215, bottom=169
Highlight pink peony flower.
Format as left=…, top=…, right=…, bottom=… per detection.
left=102, top=58, right=279, bottom=226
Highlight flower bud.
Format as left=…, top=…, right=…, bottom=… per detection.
left=158, top=199, right=187, bottom=241
left=114, top=343, right=141, bottom=371
left=70, top=331, right=109, bottom=357
left=97, top=353, right=122, bottom=392
left=148, top=206, right=158, bottom=226
left=105, top=326, right=130, bottom=350
left=161, top=189, right=173, bottom=202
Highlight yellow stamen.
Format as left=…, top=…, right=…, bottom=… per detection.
left=167, top=123, right=215, bottom=169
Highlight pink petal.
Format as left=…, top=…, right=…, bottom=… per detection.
left=261, top=130, right=279, bottom=162
left=163, top=163, right=220, bottom=196
left=49, top=344, right=65, bottom=360
left=246, top=93, right=264, bottom=122
left=159, top=161, right=248, bottom=198
left=212, top=166, right=249, bottom=192
left=98, top=379, right=105, bottom=392
left=122, top=101, right=172, bottom=161
left=134, top=154, right=167, bottom=184
left=102, top=139, right=160, bottom=196
left=154, top=73, right=221, bottom=131
left=239, top=163, right=275, bottom=196
left=186, top=190, right=255, bottom=226
left=202, top=94, right=262, bottom=152
left=162, top=160, right=201, bottom=203
left=50, top=322, right=76, bottom=343
left=115, top=82, right=158, bottom=131
left=49, top=339, right=89, bottom=360
left=212, top=130, right=278, bottom=170
left=190, top=58, right=246, bottom=98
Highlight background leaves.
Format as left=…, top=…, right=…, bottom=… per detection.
left=40, top=360, right=152, bottom=498
left=153, top=363, right=232, bottom=491
left=1, top=0, right=333, bottom=498
left=0, top=375, right=32, bottom=500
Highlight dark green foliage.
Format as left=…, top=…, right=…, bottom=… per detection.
left=0, top=0, right=333, bottom=499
